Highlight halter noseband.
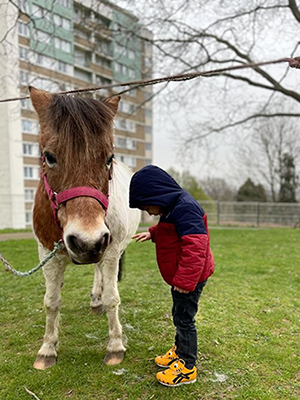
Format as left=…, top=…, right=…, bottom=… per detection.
left=41, top=157, right=110, bottom=231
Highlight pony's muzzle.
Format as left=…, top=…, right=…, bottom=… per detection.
left=66, top=232, right=110, bottom=264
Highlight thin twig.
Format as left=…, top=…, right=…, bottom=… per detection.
left=23, top=386, right=41, bottom=400
left=0, top=56, right=299, bottom=104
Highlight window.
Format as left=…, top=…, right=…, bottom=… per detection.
left=95, top=76, right=111, bottom=85
left=95, top=56, right=111, bottom=69
left=18, top=22, right=30, bottom=37
left=115, top=118, right=136, bottom=133
left=36, top=54, right=51, bottom=68
left=116, top=155, right=136, bottom=168
left=145, top=42, right=152, bottom=52
left=36, top=55, right=71, bottom=74
left=32, top=4, right=42, bottom=18
left=114, top=62, right=122, bottom=73
left=57, top=0, right=70, bottom=7
left=21, top=99, right=33, bottom=110
left=128, top=89, right=136, bottom=98
left=54, top=14, right=71, bottom=30
left=25, top=189, right=35, bottom=202
left=32, top=4, right=51, bottom=20
left=128, top=50, right=135, bottom=59
left=54, top=37, right=71, bottom=53
left=75, top=49, right=91, bottom=66
left=95, top=14, right=110, bottom=28
left=116, top=119, right=126, bottom=130
left=18, top=0, right=29, bottom=13
left=127, top=121, right=136, bottom=132
left=23, top=166, right=39, bottom=179
left=119, top=100, right=135, bottom=114
left=34, top=30, right=51, bottom=45
left=145, top=143, right=152, bottom=151
left=115, top=137, right=136, bottom=150
left=23, top=143, right=40, bottom=157
left=74, top=68, right=92, bottom=82
left=74, top=7, right=91, bottom=22
left=115, top=44, right=127, bottom=56
left=98, top=41, right=110, bottom=56
left=145, top=159, right=152, bottom=166
left=145, top=126, right=152, bottom=135
left=25, top=211, right=32, bottom=225
left=57, top=61, right=71, bottom=74
left=30, top=77, right=60, bottom=92
left=21, top=120, right=39, bottom=134
left=128, top=68, right=135, bottom=79
left=19, top=70, right=29, bottom=85
left=19, top=46, right=29, bottom=61
left=145, top=56, right=152, bottom=68
left=145, top=109, right=152, bottom=118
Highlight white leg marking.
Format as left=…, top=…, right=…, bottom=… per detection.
left=35, top=243, right=67, bottom=365
left=101, top=253, right=125, bottom=355
left=90, top=263, right=104, bottom=311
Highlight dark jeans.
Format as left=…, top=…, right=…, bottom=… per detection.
left=171, top=280, right=207, bottom=369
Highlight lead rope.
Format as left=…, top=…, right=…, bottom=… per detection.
left=0, top=239, right=65, bottom=277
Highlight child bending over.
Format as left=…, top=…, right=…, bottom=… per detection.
left=129, top=165, right=214, bottom=387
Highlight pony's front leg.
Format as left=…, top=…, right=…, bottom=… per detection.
left=33, top=244, right=67, bottom=370
left=90, top=263, right=105, bottom=314
left=101, top=254, right=124, bottom=365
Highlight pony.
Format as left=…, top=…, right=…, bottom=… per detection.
left=29, top=87, right=140, bottom=370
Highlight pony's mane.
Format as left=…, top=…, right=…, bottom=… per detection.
left=48, top=94, right=114, bottom=160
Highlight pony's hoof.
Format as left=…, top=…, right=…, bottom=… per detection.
left=104, top=351, right=124, bottom=365
left=91, top=304, right=105, bottom=314
left=33, top=355, right=57, bottom=370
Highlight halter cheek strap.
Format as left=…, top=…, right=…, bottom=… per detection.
left=41, top=158, right=110, bottom=231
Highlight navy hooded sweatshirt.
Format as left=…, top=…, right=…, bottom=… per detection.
left=129, top=166, right=214, bottom=291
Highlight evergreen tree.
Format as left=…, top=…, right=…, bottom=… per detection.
left=236, top=178, right=267, bottom=202
left=278, top=154, right=299, bottom=202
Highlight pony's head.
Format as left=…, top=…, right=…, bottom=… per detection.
left=30, top=87, right=119, bottom=264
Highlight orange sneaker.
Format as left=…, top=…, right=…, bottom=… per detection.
left=156, top=359, right=197, bottom=387
left=155, top=345, right=179, bottom=368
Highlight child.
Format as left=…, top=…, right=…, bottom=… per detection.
left=129, top=165, right=214, bottom=387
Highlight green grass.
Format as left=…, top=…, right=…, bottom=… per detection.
left=0, top=229, right=300, bottom=399
left=0, top=228, right=31, bottom=234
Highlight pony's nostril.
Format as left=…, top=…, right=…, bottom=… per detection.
left=94, top=233, right=110, bottom=253
left=67, top=235, right=86, bottom=253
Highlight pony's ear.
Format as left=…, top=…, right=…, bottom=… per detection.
left=105, top=96, right=120, bottom=115
left=29, top=86, right=52, bottom=115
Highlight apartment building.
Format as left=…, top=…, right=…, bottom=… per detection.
left=0, top=0, right=153, bottom=229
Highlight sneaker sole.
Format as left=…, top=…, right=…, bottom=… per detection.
left=155, top=362, right=171, bottom=368
left=158, top=378, right=197, bottom=387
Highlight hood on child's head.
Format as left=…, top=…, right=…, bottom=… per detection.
left=129, top=165, right=183, bottom=211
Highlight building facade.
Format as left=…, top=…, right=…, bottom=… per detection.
left=0, top=0, right=153, bottom=229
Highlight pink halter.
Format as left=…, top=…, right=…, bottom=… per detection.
left=41, top=157, right=109, bottom=231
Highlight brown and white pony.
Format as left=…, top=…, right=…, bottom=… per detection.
left=29, top=87, right=140, bottom=370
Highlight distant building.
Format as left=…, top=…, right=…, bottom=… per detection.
left=0, top=0, right=153, bottom=228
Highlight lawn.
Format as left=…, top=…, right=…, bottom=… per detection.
left=0, top=229, right=300, bottom=399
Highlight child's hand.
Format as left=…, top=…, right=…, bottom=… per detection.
left=132, top=232, right=151, bottom=242
left=173, top=286, right=189, bottom=294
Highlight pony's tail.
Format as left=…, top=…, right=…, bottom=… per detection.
left=118, top=252, right=125, bottom=281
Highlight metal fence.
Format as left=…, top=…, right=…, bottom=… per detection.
left=200, top=200, right=300, bottom=227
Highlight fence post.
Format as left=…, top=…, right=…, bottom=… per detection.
left=256, top=202, right=261, bottom=227
left=217, top=201, right=220, bottom=225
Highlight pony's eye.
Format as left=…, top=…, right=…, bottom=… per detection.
left=44, top=153, right=57, bottom=168
left=106, top=154, right=114, bottom=169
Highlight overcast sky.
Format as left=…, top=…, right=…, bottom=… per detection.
left=114, top=0, right=300, bottom=189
